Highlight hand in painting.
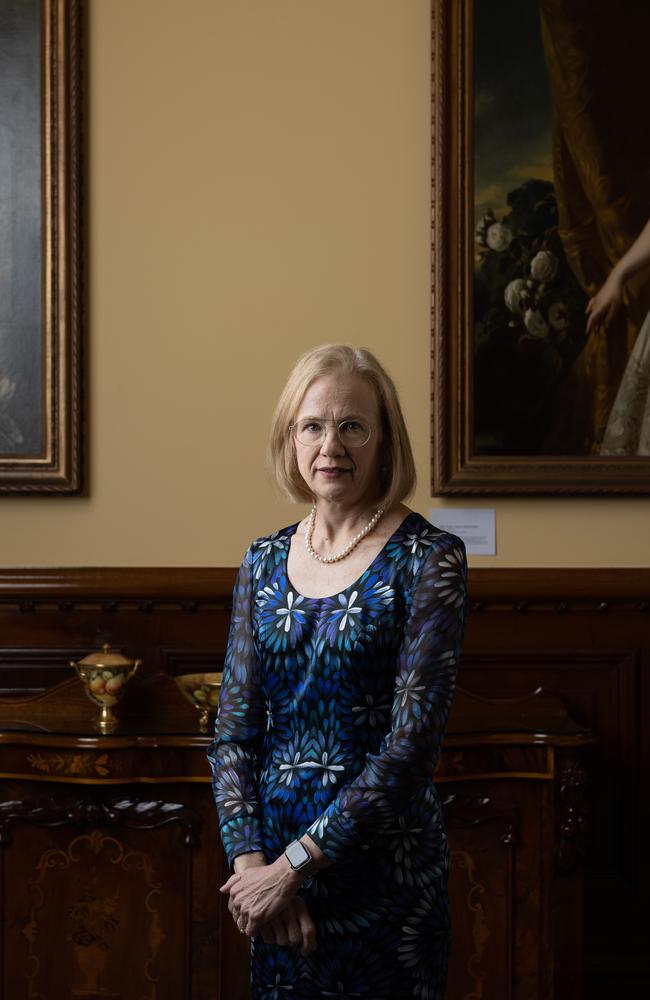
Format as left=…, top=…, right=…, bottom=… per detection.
left=585, top=216, right=650, bottom=335
left=585, top=270, right=624, bottom=334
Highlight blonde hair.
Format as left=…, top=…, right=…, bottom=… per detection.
left=268, top=344, right=416, bottom=509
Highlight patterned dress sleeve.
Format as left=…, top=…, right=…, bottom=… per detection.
left=304, top=532, right=468, bottom=864
left=207, top=547, right=266, bottom=870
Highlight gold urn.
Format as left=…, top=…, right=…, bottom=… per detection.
left=71, top=644, right=141, bottom=734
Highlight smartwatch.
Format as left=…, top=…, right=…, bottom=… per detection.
left=284, top=839, right=318, bottom=880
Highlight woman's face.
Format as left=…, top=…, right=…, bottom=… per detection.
left=293, top=373, right=384, bottom=509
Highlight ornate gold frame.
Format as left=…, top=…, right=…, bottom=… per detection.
left=431, top=0, right=650, bottom=495
left=0, top=0, right=83, bottom=494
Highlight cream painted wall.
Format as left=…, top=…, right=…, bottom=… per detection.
left=1, top=0, right=648, bottom=567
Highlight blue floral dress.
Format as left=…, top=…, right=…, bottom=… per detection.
left=208, top=512, right=468, bottom=1000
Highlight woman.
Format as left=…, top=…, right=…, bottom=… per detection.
left=585, top=216, right=650, bottom=454
left=208, top=344, right=468, bottom=999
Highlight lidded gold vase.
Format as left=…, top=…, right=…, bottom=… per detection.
left=70, top=644, right=141, bottom=734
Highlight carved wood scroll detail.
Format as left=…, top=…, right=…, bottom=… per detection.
left=556, top=758, right=592, bottom=875
left=443, top=792, right=520, bottom=847
left=0, top=794, right=202, bottom=847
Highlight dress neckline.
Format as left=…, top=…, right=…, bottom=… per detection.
left=283, top=510, right=420, bottom=601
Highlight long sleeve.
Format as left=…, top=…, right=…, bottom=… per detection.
left=207, top=547, right=266, bottom=870
left=304, top=533, right=468, bottom=864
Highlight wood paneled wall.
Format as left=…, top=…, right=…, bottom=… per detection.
left=0, top=567, right=648, bottom=998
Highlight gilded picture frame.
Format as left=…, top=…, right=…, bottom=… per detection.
left=431, top=0, right=650, bottom=495
left=0, top=0, right=83, bottom=495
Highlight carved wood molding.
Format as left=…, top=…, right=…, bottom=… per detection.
left=0, top=794, right=202, bottom=846
left=0, top=568, right=648, bottom=613
left=442, top=792, right=520, bottom=846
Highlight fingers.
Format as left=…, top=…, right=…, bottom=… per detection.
left=260, top=923, right=276, bottom=945
left=272, top=913, right=289, bottom=946
left=219, top=872, right=241, bottom=894
left=255, top=901, right=317, bottom=955
left=283, top=911, right=303, bottom=949
left=585, top=301, right=607, bottom=334
left=295, top=901, right=317, bottom=955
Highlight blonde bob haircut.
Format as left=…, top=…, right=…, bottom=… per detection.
left=268, top=344, right=416, bottom=510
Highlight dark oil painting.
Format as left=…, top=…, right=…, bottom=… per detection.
left=472, top=0, right=650, bottom=457
left=0, top=0, right=42, bottom=458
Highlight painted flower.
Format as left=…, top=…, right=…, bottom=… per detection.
left=524, top=307, right=549, bottom=339
left=548, top=300, right=570, bottom=331
left=486, top=221, right=513, bottom=252
left=530, top=249, right=558, bottom=282
left=504, top=277, right=529, bottom=315
left=0, top=376, right=16, bottom=403
left=474, top=210, right=497, bottom=247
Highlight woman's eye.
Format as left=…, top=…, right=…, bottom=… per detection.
left=301, top=421, right=322, bottom=434
left=341, top=420, right=362, bottom=433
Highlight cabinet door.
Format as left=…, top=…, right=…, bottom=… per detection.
left=0, top=784, right=217, bottom=1000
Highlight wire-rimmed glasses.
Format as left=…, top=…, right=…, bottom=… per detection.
left=290, top=417, right=373, bottom=448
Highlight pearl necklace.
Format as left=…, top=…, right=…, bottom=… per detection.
left=305, top=505, right=385, bottom=564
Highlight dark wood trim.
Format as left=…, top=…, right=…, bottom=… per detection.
left=0, top=568, right=237, bottom=601
left=0, top=567, right=648, bottom=603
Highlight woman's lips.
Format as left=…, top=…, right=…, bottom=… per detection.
left=317, top=468, right=350, bottom=477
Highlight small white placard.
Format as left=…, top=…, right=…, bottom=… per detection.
left=428, top=508, right=496, bottom=556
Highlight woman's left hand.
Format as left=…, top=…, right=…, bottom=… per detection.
left=220, top=857, right=302, bottom=937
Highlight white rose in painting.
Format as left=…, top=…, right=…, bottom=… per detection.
left=475, top=212, right=496, bottom=246
left=0, top=377, right=16, bottom=402
left=504, top=278, right=528, bottom=314
left=548, top=301, right=570, bottom=331
left=530, top=250, right=558, bottom=282
left=524, top=308, right=549, bottom=339
left=486, top=222, right=513, bottom=252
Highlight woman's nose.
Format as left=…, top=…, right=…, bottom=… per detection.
left=320, top=426, right=345, bottom=454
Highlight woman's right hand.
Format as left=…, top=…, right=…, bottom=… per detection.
left=258, top=896, right=316, bottom=956
left=585, top=271, right=624, bottom=333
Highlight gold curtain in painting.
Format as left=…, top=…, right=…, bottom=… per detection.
left=539, top=0, right=650, bottom=453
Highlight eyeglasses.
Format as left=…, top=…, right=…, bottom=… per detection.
left=290, top=417, right=373, bottom=448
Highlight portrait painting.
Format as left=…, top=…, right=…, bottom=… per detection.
left=432, top=0, right=650, bottom=493
left=0, top=0, right=82, bottom=494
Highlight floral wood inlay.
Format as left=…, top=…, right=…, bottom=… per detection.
left=26, top=751, right=111, bottom=777
left=451, top=850, right=491, bottom=1000
left=24, top=829, right=163, bottom=1000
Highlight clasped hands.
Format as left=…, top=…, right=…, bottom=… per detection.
left=220, top=855, right=316, bottom=956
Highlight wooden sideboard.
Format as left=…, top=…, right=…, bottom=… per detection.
left=0, top=674, right=594, bottom=1000
left=1, top=565, right=648, bottom=998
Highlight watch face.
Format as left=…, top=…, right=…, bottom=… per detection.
left=286, top=840, right=310, bottom=868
